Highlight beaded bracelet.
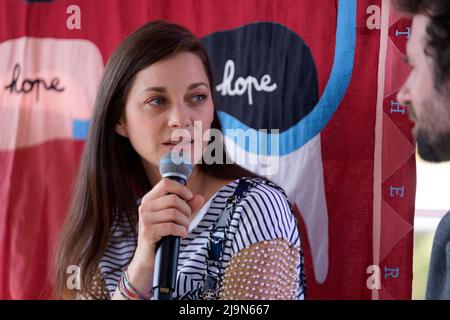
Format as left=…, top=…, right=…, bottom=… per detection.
left=117, top=279, right=130, bottom=300
left=117, top=267, right=152, bottom=300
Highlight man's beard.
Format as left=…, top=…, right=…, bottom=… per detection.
left=416, top=128, right=450, bottom=162
left=413, top=92, right=450, bottom=162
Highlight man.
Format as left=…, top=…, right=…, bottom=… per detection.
left=395, top=0, right=450, bottom=299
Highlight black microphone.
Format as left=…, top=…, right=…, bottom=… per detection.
left=152, top=150, right=192, bottom=300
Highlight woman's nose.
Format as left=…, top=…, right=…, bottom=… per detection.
left=167, top=102, right=192, bottom=128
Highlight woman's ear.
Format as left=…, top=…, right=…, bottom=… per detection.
left=115, top=119, right=128, bottom=137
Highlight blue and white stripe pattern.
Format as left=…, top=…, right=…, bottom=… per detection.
left=99, top=177, right=306, bottom=299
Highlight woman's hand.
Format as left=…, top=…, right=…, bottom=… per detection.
left=114, top=178, right=204, bottom=299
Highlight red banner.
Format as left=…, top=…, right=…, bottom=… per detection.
left=0, top=0, right=415, bottom=299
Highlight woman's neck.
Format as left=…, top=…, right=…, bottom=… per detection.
left=143, top=160, right=236, bottom=211
left=186, top=165, right=207, bottom=197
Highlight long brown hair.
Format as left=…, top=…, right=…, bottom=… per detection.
left=53, top=20, right=256, bottom=299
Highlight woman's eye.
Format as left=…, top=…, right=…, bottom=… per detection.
left=146, top=97, right=166, bottom=106
left=191, top=94, right=207, bottom=104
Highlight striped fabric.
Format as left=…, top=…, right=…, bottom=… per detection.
left=99, top=177, right=306, bottom=299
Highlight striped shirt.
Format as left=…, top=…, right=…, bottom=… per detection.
left=99, top=177, right=306, bottom=299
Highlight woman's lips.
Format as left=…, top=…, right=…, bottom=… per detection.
left=162, top=141, right=192, bottom=151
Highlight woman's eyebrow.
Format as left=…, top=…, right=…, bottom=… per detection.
left=139, top=86, right=167, bottom=95
left=138, top=83, right=208, bottom=95
left=187, top=82, right=208, bottom=90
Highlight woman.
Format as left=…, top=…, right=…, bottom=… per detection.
left=54, top=20, right=306, bottom=300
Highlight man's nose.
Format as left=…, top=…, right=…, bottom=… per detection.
left=396, top=81, right=410, bottom=106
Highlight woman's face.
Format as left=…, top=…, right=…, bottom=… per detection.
left=116, top=52, right=214, bottom=170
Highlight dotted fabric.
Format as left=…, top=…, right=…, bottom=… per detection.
left=76, top=268, right=110, bottom=300
left=220, top=239, right=299, bottom=300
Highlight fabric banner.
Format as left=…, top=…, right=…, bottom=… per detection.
left=0, top=0, right=415, bottom=299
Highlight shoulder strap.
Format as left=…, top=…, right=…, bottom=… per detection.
left=198, top=177, right=253, bottom=300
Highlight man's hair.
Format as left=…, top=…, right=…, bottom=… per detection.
left=395, top=0, right=450, bottom=88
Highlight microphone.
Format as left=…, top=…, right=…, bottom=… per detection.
left=152, top=150, right=193, bottom=300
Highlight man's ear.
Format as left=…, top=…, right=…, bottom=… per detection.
left=115, top=119, right=128, bottom=137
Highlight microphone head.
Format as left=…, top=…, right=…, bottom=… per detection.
left=159, top=150, right=193, bottom=182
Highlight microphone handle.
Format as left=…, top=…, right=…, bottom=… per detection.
left=152, top=175, right=187, bottom=300
left=152, top=236, right=180, bottom=300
